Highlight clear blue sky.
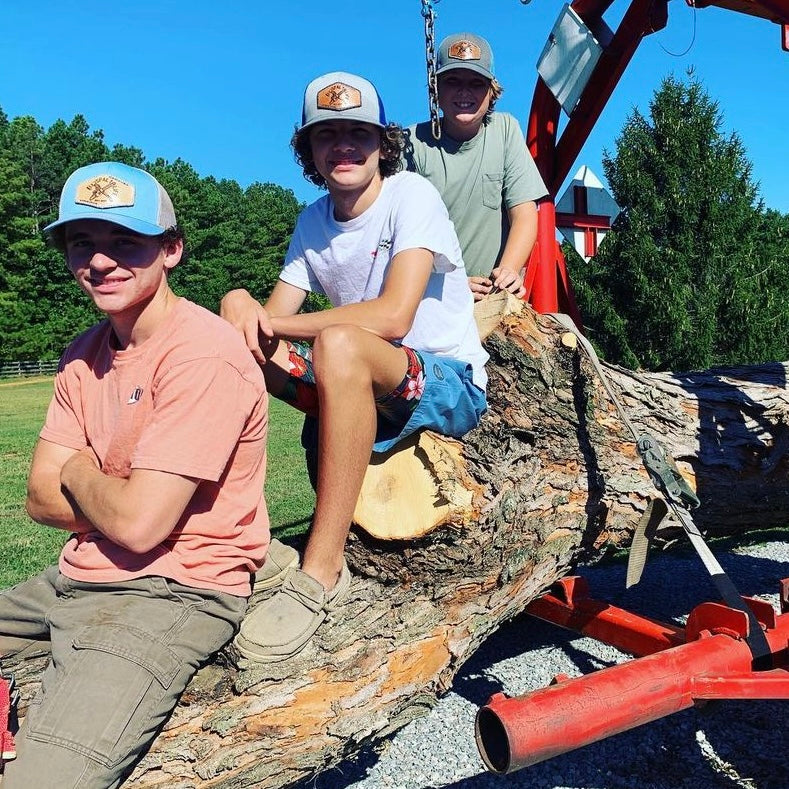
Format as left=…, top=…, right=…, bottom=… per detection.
left=1, top=1, right=787, bottom=211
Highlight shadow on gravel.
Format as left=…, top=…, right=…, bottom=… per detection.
left=313, top=545, right=788, bottom=789
left=452, top=543, right=789, bottom=702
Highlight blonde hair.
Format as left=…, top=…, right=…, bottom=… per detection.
left=487, top=78, right=504, bottom=123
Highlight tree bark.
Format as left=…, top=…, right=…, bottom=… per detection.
left=4, top=295, right=789, bottom=788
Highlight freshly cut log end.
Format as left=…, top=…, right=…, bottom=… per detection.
left=353, top=291, right=524, bottom=541
left=473, top=290, right=526, bottom=341
left=353, top=431, right=480, bottom=540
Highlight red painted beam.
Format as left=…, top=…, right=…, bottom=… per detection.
left=476, top=577, right=789, bottom=774
left=525, top=577, right=684, bottom=657
left=555, top=212, right=613, bottom=229
left=475, top=632, right=787, bottom=773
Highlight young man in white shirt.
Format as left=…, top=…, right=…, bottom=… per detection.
left=221, top=71, right=488, bottom=662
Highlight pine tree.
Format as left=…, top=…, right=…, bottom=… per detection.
left=568, top=74, right=789, bottom=371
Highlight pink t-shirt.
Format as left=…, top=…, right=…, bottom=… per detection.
left=40, top=298, right=269, bottom=597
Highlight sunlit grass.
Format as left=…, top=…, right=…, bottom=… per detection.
left=0, top=377, right=314, bottom=588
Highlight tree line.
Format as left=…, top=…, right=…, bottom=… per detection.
left=568, top=75, right=789, bottom=371
left=2, top=74, right=788, bottom=371
left=0, top=108, right=303, bottom=361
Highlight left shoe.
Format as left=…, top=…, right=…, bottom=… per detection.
left=252, top=538, right=299, bottom=593
left=235, top=561, right=351, bottom=663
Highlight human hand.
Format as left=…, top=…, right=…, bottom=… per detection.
left=490, top=266, right=526, bottom=299
left=60, top=446, right=100, bottom=489
left=220, top=289, right=275, bottom=364
left=468, top=275, right=493, bottom=302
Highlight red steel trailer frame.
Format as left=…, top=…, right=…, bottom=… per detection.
left=522, top=0, right=789, bottom=319
left=476, top=0, right=789, bottom=773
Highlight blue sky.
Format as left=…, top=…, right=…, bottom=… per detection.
left=1, top=1, right=787, bottom=211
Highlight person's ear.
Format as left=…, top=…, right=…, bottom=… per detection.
left=162, top=238, right=184, bottom=272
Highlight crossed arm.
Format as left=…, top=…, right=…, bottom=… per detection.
left=26, top=439, right=199, bottom=554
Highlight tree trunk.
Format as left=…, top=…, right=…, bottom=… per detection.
left=4, top=295, right=789, bottom=788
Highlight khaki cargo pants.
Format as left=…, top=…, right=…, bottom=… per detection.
left=0, top=565, right=246, bottom=788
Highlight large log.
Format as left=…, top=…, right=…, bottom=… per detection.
left=4, top=295, right=789, bottom=788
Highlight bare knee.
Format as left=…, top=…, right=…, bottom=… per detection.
left=313, top=325, right=371, bottom=385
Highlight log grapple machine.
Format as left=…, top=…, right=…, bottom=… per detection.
left=472, top=0, right=789, bottom=773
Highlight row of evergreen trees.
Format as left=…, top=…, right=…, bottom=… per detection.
left=1, top=74, right=788, bottom=371
left=569, top=76, right=789, bottom=371
left=0, top=109, right=303, bottom=361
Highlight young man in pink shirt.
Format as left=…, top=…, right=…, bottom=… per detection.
left=0, top=162, right=269, bottom=788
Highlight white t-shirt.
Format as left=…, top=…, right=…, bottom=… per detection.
left=280, top=171, right=489, bottom=389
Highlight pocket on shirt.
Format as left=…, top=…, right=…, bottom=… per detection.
left=483, top=173, right=504, bottom=209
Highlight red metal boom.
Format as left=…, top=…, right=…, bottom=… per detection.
left=523, top=0, right=789, bottom=317
left=476, top=576, right=789, bottom=773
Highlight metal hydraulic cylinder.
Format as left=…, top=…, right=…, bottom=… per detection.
left=476, top=631, right=755, bottom=774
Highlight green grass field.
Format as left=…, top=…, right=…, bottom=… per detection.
left=0, top=377, right=314, bottom=589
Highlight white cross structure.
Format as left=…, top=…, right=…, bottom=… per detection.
left=555, top=166, right=620, bottom=261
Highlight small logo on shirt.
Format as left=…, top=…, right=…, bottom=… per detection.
left=371, top=237, right=393, bottom=260
left=127, top=386, right=143, bottom=404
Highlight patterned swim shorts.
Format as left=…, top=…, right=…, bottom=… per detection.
left=280, top=340, right=425, bottom=431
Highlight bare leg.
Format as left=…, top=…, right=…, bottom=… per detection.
left=300, top=325, right=408, bottom=590
left=257, top=339, right=292, bottom=399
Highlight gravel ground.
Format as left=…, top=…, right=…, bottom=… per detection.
left=313, top=534, right=788, bottom=789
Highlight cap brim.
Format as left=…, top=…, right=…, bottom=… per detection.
left=44, top=213, right=166, bottom=236
left=436, top=63, right=494, bottom=81
left=298, top=112, right=386, bottom=133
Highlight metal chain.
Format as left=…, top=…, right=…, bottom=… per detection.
left=421, top=0, right=441, bottom=140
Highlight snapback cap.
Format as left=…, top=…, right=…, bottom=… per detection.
left=45, top=161, right=176, bottom=236
left=299, top=71, right=387, bottom=132
left=436, top=33, right=495, bottom=80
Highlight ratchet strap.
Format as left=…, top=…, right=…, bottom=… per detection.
left=549, top=313, right=771, bottom=662
left=626, top=497, right=667, bottom=588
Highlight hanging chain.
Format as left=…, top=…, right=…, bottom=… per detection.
left=421, top=0, right=441, bottom=140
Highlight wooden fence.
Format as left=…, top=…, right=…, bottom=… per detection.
left=0, top=360, right=59, bottom=379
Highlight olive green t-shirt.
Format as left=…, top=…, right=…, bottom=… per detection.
left=404, top=112, right=548, bottom=277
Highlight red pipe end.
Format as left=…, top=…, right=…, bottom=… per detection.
left=475, top=705, right=512, bottom=774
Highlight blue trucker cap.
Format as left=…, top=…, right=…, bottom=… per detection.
left=299, top=71, right=387, bottom=132
left=45, top=161, right=177, bottom=236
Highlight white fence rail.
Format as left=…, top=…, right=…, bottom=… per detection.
left=0, top=360, right=59, bottom=379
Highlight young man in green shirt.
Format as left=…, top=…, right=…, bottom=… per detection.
left=404, top=32, right=548, bottom=301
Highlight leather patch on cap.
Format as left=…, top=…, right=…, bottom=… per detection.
left=448, top=40, right=481, bottom=61
left=74, top=175, right=135, bottom=209
left=317, top=82, right=362, bottom=112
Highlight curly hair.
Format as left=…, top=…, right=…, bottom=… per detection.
left=291, top=122, right=404, bottom=190
left=487, top=78, right=504, bottom=124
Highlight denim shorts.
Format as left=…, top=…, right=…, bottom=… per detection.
left=371, top=350, right=487, bottom=453
left=297, top=346, right=487, bottom=456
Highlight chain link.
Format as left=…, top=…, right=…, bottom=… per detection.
left=421, top=0, right=441, bottom=140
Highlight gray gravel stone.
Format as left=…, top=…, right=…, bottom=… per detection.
left=315, top=535, right=788, bottom=789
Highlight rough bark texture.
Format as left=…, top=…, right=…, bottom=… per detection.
left=5, top=297, right=789, bottom=788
